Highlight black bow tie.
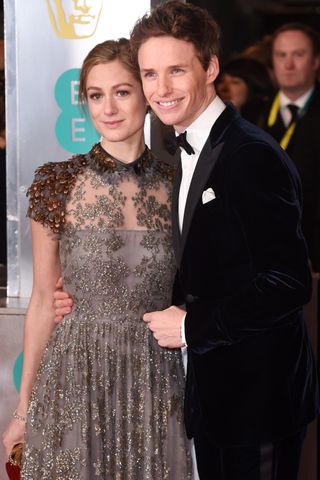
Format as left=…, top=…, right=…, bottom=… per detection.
left=164, top=130, right=195, bottom=155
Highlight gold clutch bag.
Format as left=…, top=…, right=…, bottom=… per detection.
left=5, top=443, right=23, bottom=480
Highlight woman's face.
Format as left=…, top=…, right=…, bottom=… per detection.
left=216, top=73, right=248, bottom=110
left=86, top=60, right=147, bottom=149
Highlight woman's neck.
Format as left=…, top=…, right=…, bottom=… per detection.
left=100, top=135, right=146, bottom=164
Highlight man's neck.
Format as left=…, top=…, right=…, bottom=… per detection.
left=174, top=90, right=216, bottom=133
left=280, top=84, right=315, bottom=102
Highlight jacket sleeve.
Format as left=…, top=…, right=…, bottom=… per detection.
left=185, top=142, right=312, bottom=353
left=172, top=269, right=185, bottom=306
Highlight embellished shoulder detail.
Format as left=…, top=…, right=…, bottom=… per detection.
left=27, top=155, right=88, bottom=234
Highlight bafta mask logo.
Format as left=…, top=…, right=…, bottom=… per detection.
left=46, top=0, right=103, bottom=39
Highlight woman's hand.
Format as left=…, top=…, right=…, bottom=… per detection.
left=2, top=417, right=26, bottom=457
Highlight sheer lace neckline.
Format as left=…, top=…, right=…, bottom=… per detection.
left=88, top=142, right=151, bottom=175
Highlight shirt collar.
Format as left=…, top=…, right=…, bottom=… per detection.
left=279, top=87, right=315, bottom=110
left=176, top=95, right=226, bottom=156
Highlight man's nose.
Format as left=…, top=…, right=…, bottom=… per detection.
left=284, top=56, right=294, bottom=69
left=156, top=76, right=172, bottom=96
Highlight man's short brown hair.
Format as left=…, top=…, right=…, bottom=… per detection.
left=130, top=0, right=220, bottom=71
left=272, top=22, right=320, bottom=57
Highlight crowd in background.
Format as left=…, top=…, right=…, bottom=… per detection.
left=216, top=22, right=320, bottom=273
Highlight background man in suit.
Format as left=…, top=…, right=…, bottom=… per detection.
left=257, top=23, right=320, bottom=273
left=130, top=2, right=319, bottom=478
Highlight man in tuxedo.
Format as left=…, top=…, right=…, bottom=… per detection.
left=257, top=23, right=320, bottom=273
left=53, top=2, right=319, bottom=478
left=130, top=2, right=319, bottom=478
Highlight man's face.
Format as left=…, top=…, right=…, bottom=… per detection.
left=46, top=0, right=103, bottom=39
left=272, top=30, right=320, bottom=98
left=138, top=36, right=218, bottom=132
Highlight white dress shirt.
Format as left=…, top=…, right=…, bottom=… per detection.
left=178, top=95, right=226, bottom=231
left=279, top=87, right=314, bottom=127
left=177, top=95, right=226, bottom=345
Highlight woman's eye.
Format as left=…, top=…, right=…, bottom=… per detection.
left=88, top=92, right=102, bottom=101
left=117, top=90, right=129, bottom=97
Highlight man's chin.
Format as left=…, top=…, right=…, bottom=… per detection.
left=153, top=109, right=180, bottom=127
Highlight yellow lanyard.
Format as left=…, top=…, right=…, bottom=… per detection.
left=267, top=93, right=297, bottom=150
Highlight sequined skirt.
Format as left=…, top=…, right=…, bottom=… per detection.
left=21, top=316, right=192, bottom=479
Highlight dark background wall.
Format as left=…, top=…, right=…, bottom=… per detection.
left=190, top=0, right=320, bottom=62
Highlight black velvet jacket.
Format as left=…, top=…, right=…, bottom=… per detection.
left=172, top=104, right=319, bottom=447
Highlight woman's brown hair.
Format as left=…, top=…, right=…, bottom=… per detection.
left=79, top=38, right=140, bottom=103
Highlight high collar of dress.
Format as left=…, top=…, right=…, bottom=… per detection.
left=88, top=142, right=151, bottom=175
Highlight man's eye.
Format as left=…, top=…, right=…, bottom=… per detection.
left=144, top=72, right=156, bottom=79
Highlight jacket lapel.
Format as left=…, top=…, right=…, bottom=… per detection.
left=179, top=140, right=224, bottom=263
left=172, top=161, right=182, bottom=264
left=176, top=104, right=238, bottom=266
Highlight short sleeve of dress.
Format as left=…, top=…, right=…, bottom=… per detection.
left=27, top=156, right=87, bottom=235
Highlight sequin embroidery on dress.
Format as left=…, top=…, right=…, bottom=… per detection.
left=23, top=143, right=192, bottom=479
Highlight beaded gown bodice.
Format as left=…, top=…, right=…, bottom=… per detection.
left=23, top=144, right=192, bottom=480
left=28, top=143, right=175, bottom=318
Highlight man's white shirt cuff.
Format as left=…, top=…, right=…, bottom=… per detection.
left=181, top=313, right=187, bottom=347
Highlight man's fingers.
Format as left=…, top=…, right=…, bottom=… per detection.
left=143, top=311, right=156, bottom=322
left=53, top=290, right=71, bottom=301
left=56, top=305, right=72, bottom=314
left=153, top=330, right=161, bottom=340
left=53, top=301, right=72, bottom=316
left=54, top=306, right=71, bottom=324
left=55, top=277, right=63, bottom=289
left=56, top=298, right=73, bottom=307
left=157, top=337, right=183, bottom=348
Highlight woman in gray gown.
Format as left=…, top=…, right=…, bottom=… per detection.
left=3, top=38, right=192, bottom=479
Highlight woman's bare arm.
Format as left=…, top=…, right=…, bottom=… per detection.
left=2, top=219, right=61, bottom=455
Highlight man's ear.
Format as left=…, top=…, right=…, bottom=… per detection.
left=206, top=55, right=220, bottom=83
left=313, top=54, right=320, bottom=73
